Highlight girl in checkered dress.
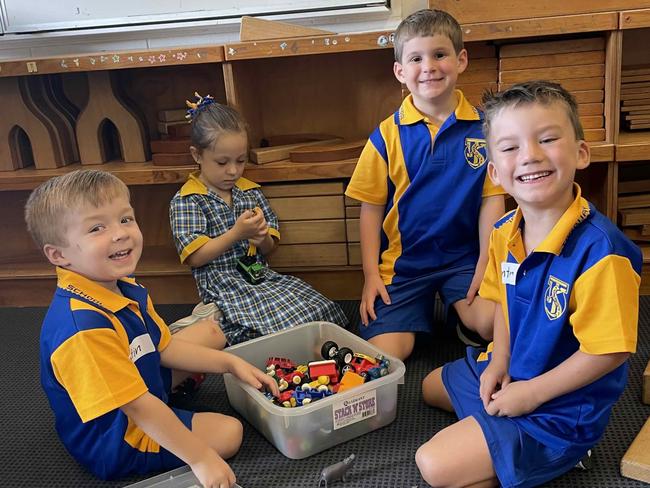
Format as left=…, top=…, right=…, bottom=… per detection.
left=169, top=95, right=348, bottom=345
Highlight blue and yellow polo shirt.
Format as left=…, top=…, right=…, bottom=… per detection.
left=345, top=90, right=503, bottom=285
left=40, top=268, right=173, bottom=479
left=478, top=184, right=642, bottom=449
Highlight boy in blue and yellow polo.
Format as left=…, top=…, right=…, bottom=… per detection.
left=346, top=9, right=505, bottom=360
left=25, top=170, right=277, bottom=486
left=417, top=81, right=641, bottom=488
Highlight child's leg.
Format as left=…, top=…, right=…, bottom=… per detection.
left=421, top=366, right=453, bottom=411
left=192, top=412, right=243, bottom=459
left=171, top=318, right=227, bottom=387
left=415, top=416, right=498, bottom=488
left=453, top=296, right=494, bottom=340
left=368, top=331, right=415, bottom=361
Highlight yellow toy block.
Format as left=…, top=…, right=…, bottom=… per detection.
left=338, top=371, right=365, bottom=392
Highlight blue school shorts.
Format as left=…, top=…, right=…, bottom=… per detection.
left=441, top=348, right=588, bottom=488
left=359, top=263, right=474, bottom=340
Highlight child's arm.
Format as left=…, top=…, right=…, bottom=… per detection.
left=121, top=392, right=235, bottom=487
left=479, top=302, right=511, bottom=408
left=467, top=194, right=505, bottom=304
left=359, top=202, right=390, bottom=326
left=485, top=350, right=629, bottom=418
left=185, top=210, right=266, bottom=268
left=160, top=337, right=280, bottom=397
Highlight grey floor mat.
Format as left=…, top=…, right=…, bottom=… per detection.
left=1, top=299, right=649, bottom=487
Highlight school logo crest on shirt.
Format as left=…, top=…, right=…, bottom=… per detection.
left=544, top=275, right=569, bottom=320
left=464, top=138, right=487, bottom=169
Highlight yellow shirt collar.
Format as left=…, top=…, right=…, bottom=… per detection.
left=506, top=183, right=590, bottom=257
left=56, top=267, right=138, bottom=313
left=398, top=89, right=480, bottom=125
left=179, top=171, right=260, bottom=197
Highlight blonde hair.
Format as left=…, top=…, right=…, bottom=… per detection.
left=394, top=9, right=464, bottom=62
left=25, top=169, right=130, bottom=250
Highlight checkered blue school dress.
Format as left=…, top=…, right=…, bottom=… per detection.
left=170, top=173, right=348, bottom=345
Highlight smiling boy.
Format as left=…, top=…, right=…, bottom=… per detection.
left=417, top=81, right=642, bottom=488
left=25, top=169, right=278, bottom=487
left=345, top=9, right=505, bottom=360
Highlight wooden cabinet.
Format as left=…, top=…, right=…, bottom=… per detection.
left=2, top=4, right=650, bottom=305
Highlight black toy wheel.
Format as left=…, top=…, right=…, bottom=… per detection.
left=321, top=341, right=339, bottom=360
left=336, top=347, right=353, bottom=365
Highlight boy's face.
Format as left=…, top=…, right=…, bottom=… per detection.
left=487, top=101, right=590, bottom=212
left=394, top=34, right=467, bottom=109
left=45, top=194, right=143, bottom=292
left=191, top=131, right=248, bottom=201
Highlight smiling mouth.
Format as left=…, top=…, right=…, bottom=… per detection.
left=517, top=171, right=552, bottom=182
left=110, top=249, right=131, bottom=260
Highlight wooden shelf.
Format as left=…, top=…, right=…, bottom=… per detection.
left=0, top=46, right=224, bottom=78
left=621, top=9, right=650, bottom=29
left=617, top=131, right=650, bottom=161
left=590, top=143, right=615, bottom=162
left=0, top=159, right=358, bottom=192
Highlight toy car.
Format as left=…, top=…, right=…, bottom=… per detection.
left=320, top=341, right=353, bottom=369
left=236, top=255, right=266, bottom=284
left=308, top=360, right=339, bottom=384
left=266, top=357, right=296, bottom=371
left=344, top=353, right=378, bottom=379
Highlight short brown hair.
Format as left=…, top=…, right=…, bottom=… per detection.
left=25, top=169, right=130, bottom=250
left=393, top=9, right=464, bottom=62
left=481, top=80, right=585, bottom=143
left=190, top=101, right=248, bottom=154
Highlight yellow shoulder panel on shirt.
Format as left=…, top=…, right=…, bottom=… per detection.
left=570, top=254, right=640, bottom=355
left=235, top=177, right=260, bottom=191
left=51, top=329, right=147, bottom=423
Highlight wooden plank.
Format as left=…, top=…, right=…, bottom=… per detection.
left=345, top=195, right=361, bottom=206
left=150, top=139, right=191, bottom=154
left=621, top=416, right=650, bottom=483
left=457, top=70, right=498, bottom=84
left=574, top=90, right=604, bottom=103
left=622, top=65, right=650, bottom=77
left=267, top=243, right=347, bottom=267
left=622, top=104, right=650, bottom=112
left=618, top=193, right=650, bottom=209
left=278, top=219, right=346, bottom=244
left=624, top=97, right=650, bottom=106
left=345, top=206, right=361, bottom=219
left=584, top=129, right=605, bottom=142
left=464, top=57, right=498, bottom=72
left=500, top=64, right=604, bottom=84
left=621, top=91, right=650, bottom=101
left=621, top=8, right=650, bottom=29
left=430, top=1, right=641, bottom=24
left=622, top=73, right=650, bottom=84
left=618, top=131, right=650, bottom=161
left=157, top=121, right=191, bottom=137
left=268, top=195, right=344, bottom=221
left=645, top=359, right=650, bottom=404
left=644, top=225, right=650, bottom=237
left=626, top=115, right=650, bottom=122
left=260, top=181, right=344, bottom=198
left=466, top=42, right=497, bottom=59
left=580, top=116, right=604, bottom=129
left=579, top=103, right=604, bottom=116
left=151, top=152, right=195, bottom=166
left=0, top=46, right=224, bottom=78
left=261, top=133, right=338, bottom=147
left=346, top=218, right=360, bottom=243
left=499, top=37, right=605, bottom=58
left=499, top=50, right=604, bottom=71
left=620, top=208, right=650, bottom=226
left=250, top=138, right=341, bottom=164
left=239, top=16, right=333, bottom=42
left=158, top=108, right=187, bottom=122
left=624, top=227, right=650, bottom=242
left=589, top=143, right=614, bottom=162
left=348, top=242, right=361, bottom=266
left=289, top=140, right=365, bottom=163
left=620, top=179, right=650, bottom=194
left=621, top=81, right=650, bottom=92
left=628, top=123, right=650, bottom=129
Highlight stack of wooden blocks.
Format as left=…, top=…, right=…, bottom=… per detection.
left=151, top=109, right=193, bottom=166
left=498, top=37, right=606, bottom=143
left=620, top=65, right=650, bottom=131
left=618, top=179, right=650, bottom=262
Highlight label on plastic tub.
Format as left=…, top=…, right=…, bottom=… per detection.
left=332, top=389, right=377, bottom=430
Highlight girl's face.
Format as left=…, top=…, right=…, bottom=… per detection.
left=192, top=131, right=248, bottom=200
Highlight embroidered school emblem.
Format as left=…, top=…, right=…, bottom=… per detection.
left=464, top=138, right=487, bottom=169
left=544, top=275, right=569, bottom=320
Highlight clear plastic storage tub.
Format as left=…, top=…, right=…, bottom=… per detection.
left=223, top=321, right=406, bottom=459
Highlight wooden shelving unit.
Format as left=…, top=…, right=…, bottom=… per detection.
left=2, top=3, right=650, bottom=305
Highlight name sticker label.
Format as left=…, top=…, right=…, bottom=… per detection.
left=129, top=334, right=155, bottom=363
left=501, top=262, right=519, bottom=285
left=332, top=389, right=377, bottom=430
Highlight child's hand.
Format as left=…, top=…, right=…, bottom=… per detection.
left=232, top=209, right=267, bottom=241
left=360, top=275, right=391, bottom=326
left=190, top=450, right=236, bottom=488
left=485, top=380, right=541, bottom=417
left=227, top=354, right=280, bottom=397
left=479, top=357, right=510, bottom=410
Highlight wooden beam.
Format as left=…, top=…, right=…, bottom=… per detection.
left=240, top=16, right=333, bottom=41
left=621, top=417, right=650, bottom=483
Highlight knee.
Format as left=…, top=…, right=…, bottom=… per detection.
left=415, top=442, right=450, bottom=488
left=201, top=320, right=227, bottom=350
left=220, top=416, right=243, bottom=459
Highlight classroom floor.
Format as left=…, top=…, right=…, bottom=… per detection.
left=2, top=299, right=650, bottom=488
